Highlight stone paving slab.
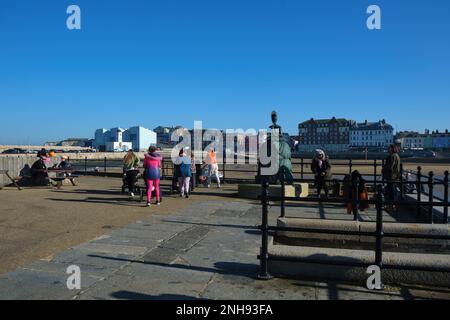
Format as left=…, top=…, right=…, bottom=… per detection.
left=78, top=262, right=214, bottom=300
left=1, top=200, right=449, bottom=300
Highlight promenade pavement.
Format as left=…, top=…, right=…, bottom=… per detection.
left=1, top=178, right=449, bottom=299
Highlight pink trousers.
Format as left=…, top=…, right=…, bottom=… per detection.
left=146, top=179, right=160, bottom=203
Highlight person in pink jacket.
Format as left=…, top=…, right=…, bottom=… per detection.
left=143, top=146, right=162, bottom=207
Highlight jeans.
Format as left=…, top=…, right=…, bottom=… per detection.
left=178, top=177, right=191, bottom=196
left=207, top=164, right=220, bottom=186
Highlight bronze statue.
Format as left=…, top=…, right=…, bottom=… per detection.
left=257, top=111, right=294, bottom=184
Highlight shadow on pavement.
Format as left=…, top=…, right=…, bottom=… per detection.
left=110, top=291, right=202, bottom=300
left=88, top=254, right=259, bottom=278
left=160, top=219, right=259, bottom=231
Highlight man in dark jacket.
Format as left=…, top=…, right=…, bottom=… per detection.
left=382, top=144, right=401, bottom=202
left=311, top=149, right=332, bottom=198
left=31, top=151, right=49, bottom=186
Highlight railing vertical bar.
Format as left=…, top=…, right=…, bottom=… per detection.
left=444, top=171, right=449, bottom=224
left=375, top=185, right=384, bottom=271
left=417, top=166, right=422, bottom=217
left=428, top=171, right=434, bottom=224
left=258, top=180, right=272, bottom=280
left=400, top=164, right=405, bottom=200
left=280, top=167, right=286, bottom=218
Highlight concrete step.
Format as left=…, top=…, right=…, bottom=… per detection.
left=276, top=217, right=450, bottom=251
left=238, top=183, right=309, bottom=199
left=267, top=238, right=450, bottom=287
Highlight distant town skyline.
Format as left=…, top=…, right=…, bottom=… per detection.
left=1, top=119, right=450, bottom=146
left=1, top=0, right=449, bottom=145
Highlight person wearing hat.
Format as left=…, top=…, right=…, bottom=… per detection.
left=31, top=150, right=50, bottom=186
left=310, top=149, right=332, bottom=198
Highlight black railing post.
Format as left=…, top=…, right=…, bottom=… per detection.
left=373, top=159, right=377, bottom=189
left=444, top=171, right=449, bottom=224
left=300, top=158, right=304, bottom=180
left=280, top=167, right=286, bottom=218
left=161, top=159, right=165, bottom=179
left=349, top=159, right=353, bottom=176
left=352, top=172, right=359, bottom=221
left=223, top=158, right=226, bottom=184
left=104, top=157, right=107, bottom=175
left=400, top=164, right=404, bottom=200
left=258, top=180, right=272, bottom=280
left=84, top=156, right=87, bottom=174
left=375, top=185, right=384, bottom=271
left=428, top=171, right=434, bottom=224
left=416, top=166, right=422, bottom=217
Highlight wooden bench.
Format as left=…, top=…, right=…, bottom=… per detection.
left=0, top=170, right=22, bottom=190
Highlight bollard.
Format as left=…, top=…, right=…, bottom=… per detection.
left=416, top=166, right=422, bottom=217
left=375, top=185, right=384, bottom=271
left=258, top=180, right=272, bottom=280
left=428, top=171, right=434, bottom=224
left=444, top=171, right=449, bottom=224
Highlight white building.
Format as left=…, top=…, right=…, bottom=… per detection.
left=349, top=120, right=393, bottom=149
left=94, top=126, right=156, bottom=152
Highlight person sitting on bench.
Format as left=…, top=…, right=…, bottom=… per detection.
left=56, top=156, right=72, bottom=170
left=31, top=151, right=50, bottom=186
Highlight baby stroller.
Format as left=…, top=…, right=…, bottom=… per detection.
left=121, top=169, right=140, bottom=194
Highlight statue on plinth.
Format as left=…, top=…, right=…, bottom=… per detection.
left=257, top=111, right=294, bottom=184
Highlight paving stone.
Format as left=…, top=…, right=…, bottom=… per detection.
left=78, top=262, right=213, bottom=300
left=159, top=225, right=210, bottom=251
left=0, top=268, right=96, bottom=300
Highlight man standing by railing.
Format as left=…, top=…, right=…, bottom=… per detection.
left=382, top=144, right=401, bottom=205
left=311, top=149, right=332, bottom=198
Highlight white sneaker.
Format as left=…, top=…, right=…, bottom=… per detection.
left=207, top=185, right=211, bottom=188
left=147, top=202, right=151, bottom=207
left=130, top=192, right=135, bottom=197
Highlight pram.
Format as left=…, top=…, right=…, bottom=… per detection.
left=121, top=169, right=140, bottom=194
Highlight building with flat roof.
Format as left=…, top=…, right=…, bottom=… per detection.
left=94, top=126, right=156, bottom=152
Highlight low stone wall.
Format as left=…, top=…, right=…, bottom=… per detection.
left=0, top=156, right=36, bottom=187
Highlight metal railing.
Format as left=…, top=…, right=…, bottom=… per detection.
left=258, top=180, right=450, bottom=280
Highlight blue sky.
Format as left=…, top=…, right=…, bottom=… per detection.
left=0, top=0, right=449, bottom=145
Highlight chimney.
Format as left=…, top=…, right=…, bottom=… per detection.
left=365, top=120, right=368, bottom=125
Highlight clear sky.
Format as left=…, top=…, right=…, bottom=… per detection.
left=1, top=0, right=449, bottom=145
